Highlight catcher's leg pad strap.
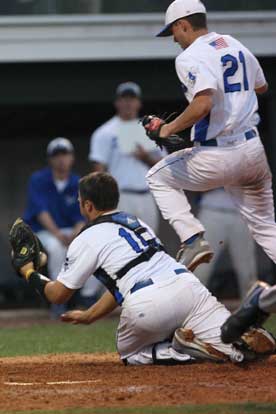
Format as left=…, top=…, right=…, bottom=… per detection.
left=172, top=328, right=228, bottom=362
left=28, top=271, right=50, bottom=300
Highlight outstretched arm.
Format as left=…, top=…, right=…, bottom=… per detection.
left=61, top=291, right=118, bottom=324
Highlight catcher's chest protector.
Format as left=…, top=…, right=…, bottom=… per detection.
left=81, top=212, right=164, bottom=304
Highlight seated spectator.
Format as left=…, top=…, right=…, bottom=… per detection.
left=24, top=137, right=102, bottom=317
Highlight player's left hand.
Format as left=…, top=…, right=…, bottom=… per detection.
left=141, top=114, right=189, bottom=152
left=61, top=310, right=91, bottom=325
left=142, top=115, right=169, bottom=139
left=9, top=218, right=48, bottom=278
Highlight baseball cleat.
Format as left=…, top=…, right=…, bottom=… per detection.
left=176, top=234, right=213, bottom=271
left=221, top=281, right=270, bottom=344
left=241, top=327, right=276, bottom=354
left=172, top=328, right=228, bottom=362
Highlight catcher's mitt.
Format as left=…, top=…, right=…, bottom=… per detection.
left=9, top=218, right=47, bottom=276
left=141, top=114, right=190, bottom=153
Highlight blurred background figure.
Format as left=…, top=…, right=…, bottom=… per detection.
left=89, top=82, right=162, bottom=233
left=23, top=137, right=102, bottom=317
left=194, top=188, right=258, bottom=298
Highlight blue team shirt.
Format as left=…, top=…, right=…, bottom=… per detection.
left=24, top=167, right=83, bottom=232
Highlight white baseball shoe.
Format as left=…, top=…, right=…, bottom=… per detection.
left=172, top=328, right=228, bottom=362
left=176, top=233, right=214, bottom=272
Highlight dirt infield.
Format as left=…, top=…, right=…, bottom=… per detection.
left=0, top=353, right=276, bottom=411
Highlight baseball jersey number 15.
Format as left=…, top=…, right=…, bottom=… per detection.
left=119, top=227, right=149, bottom=253
left=221, top=51, right=249, bottom=93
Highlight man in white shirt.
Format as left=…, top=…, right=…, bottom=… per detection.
left=194, top=188, right=257, bottom=298
left=17, top=172, right=275, bottom=365
left=89, top=82, right=161, bottom=232
left=145, top=0, right=275, bottom=274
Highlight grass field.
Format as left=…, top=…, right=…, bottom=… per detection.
left=0, top=315, right=275, bottom=357
left=0, top=315, right=275, bottom=414
left=0, top=319, right=118, bottom=357
left=2, top=403, right=276, bottom=414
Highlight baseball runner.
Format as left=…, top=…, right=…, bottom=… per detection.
left=9, top=172, right=275, bottom=365
left=142, top=0, right=275, bottom=273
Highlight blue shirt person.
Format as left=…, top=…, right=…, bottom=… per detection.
left=24, top=137, right=84, bottom=318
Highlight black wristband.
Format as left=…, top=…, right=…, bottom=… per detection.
left=28, top=271, right=50, bottom=300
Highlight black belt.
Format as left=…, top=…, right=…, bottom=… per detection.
left=197, top=128, right=257, bottom=147
left=121, top=189, right=150, bottom=194
left=130, top=268, right=187, bottom=294
left=116, top=245, right=164, bottom=279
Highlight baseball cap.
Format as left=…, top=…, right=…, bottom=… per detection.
left=116, top=82, right=142, bottom=98
left=157, top=0, right=206, bottom=37
left=47, top=137, right=74, bottom=157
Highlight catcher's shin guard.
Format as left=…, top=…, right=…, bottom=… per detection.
left=172, top=328, right=229, bottom=362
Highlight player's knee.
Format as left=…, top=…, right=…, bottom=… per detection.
left=146, top=169, right=163, bottom=191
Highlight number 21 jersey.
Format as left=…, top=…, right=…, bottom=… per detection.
left=175, top=32, right=266, bottom=142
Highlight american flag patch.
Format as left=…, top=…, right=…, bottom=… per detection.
left=209, top=37, right=228, bottom=50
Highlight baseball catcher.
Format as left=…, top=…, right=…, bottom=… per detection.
left=8, top=173, right=276, bottom=366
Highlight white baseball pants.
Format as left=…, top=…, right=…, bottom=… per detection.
left=37, top=229, right=103, bottom=296
left=116, top=271, right=237, bottom=364
left=146, top=135, right=276, bottom=264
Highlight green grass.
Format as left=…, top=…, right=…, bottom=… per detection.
left=0, top=314, right=275, bottom=358
left=2, top=403, right=276, bottom=414
left=0, top=319, right=118, bottom=357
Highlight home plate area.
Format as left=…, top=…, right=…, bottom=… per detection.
left=1, top=353, right=276, bottom=411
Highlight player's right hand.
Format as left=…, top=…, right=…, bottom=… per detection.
left=61, top=310, right=91, bottom=325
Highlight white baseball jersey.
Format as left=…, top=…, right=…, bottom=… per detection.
left=176, top=32, right=266, bottom=142
left=89, top=116, right=160, bottom=191
left=57, top=210, right=238, bottom=363
left=57, top=211, right=179, bottom=302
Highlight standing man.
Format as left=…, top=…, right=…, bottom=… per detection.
left=24, top=137, right=85, bottom=317
left=89, top=82, right=162, bottom=233
left=10, top=172, right=275, bottom=365
left=194, top=188, right=257, bottom=298
left=144, top=0, right=274, bottom=272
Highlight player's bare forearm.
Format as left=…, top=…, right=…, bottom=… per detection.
left=61, top=291, right=118, bottom=325
left=44, top=280, right=75, bottom=304
left=161, top=90, right=213, bottom=138
left=255, top=83, right=268, bottom=95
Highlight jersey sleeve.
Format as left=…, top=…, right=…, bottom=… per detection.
left=88, top=129, right=113, bottom=166
left=175, top=56, right=218, bottom=99
left=254, top=58, right=267, bottom=89
left=57, top=237, right=97, bottom=290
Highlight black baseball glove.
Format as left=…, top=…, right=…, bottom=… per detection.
left=141, top=114, right=190, bottom=153
left=9, top=218, right=47, bottom=276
